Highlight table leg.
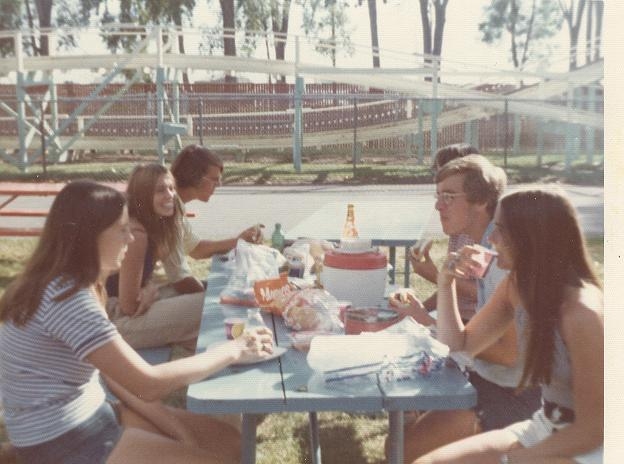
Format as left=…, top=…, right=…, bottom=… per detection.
left=389, top=246, right=397, bottom=284
left=308, top=411, right=322, bottom=464
left=241, top=414, right=257, bottom=464
left=403, top=246, right=410, bottom=288
left=388, top=410, right=404, bottom=464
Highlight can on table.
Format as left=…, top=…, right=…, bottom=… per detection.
left=224, top=317, right=246, bottom=339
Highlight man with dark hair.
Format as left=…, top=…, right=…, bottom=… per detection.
left=162, top=145, right=263, bottom=295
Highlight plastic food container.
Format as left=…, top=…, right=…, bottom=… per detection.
left=320, top=249, right=387, bottom=307
left=344, top=307, right=403, bottom=335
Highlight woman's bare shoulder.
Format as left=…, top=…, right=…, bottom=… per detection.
left=561, top=284, right=603, bottom=332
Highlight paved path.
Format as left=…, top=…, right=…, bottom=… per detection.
left=0, top=183, right=603, bottom=239
left=185, top=183, right=604, bottom=240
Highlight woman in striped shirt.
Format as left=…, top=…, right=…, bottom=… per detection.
left=0, top=180, right=274, bottom=464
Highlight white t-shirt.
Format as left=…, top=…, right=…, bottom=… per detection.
left=161, top=215, right=201, bottom=283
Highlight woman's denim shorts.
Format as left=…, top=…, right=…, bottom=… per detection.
left=15, top=401, right=123, bottom=464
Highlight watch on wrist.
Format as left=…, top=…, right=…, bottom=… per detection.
left=500, top=453, right=510, bottom=464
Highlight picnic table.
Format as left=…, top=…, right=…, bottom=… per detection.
left=186, top=256, right=476, bottom=464
left=0, top=181, right=194, bottom=236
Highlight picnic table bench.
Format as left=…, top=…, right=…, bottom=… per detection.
left=0, top=181, right=194, bottom=236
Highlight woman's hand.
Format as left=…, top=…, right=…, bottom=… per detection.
left=389, top=289, right=435, bottom=326
left=442, top=245, right=484, bottom=282
left=238, top=224, right=265, bottom=244
left=232, top=326, right=275, bottom=363
left=134, top=282, right=160, bottom=316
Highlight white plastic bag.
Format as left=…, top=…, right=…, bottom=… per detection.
left=282, top=288, right=343, bottom=332
left=219, top=240, right=287, bottom=306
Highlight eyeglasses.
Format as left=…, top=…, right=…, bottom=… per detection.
left=434, top=191, right=467, bottom=205
left=202, top=175, right=222, bottom=186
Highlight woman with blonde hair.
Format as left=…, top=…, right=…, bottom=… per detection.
left=415, top=187, right=603, bottom=463
left=0, top=180, right=274, bottom=463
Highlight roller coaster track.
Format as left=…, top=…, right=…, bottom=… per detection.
left=0, top=29, right=603, bottom=157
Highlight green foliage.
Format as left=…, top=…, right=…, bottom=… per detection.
left=299, top=0, right=354, bottom=66
left=98, top=0, right=196, bottom=53
left=478, top=0, right=562, bottom=70
left=0, top=0, right=100, bottom=57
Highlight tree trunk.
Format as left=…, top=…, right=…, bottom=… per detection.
left=585, top=0, right=593, bottom=64
left=219, top=0, right=237, bottom=82
left=594, top=0, right=603, bottom=61
left=35, top=0, right=53, bottom=56
left=367, top=0, right=380, bottom=68
left=562, top=0, right=586, bottom=70
left=419, top=0, right=432, bottom=56
left=419, top=0, right=432, bottom=80
left=173, top=12, right=190, bottom=86
left=272, top=0, right=291, bottom=84
left=431, top=0, right=448, bottom=57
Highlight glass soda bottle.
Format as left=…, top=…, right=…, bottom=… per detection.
left=271, top=223, right=285, bottom=251
left=245, top=308, right=266, bottom=335
left=342, top=203, right=359, bottom=238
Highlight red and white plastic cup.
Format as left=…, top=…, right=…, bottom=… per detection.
left=470, top=244, right=498, bottom=279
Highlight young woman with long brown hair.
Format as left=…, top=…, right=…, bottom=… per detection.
left=0, top=180, right=274, bottom=463
left=415, top=187, right=603, bottom=464
left=105, top=163, right=206, bottom=349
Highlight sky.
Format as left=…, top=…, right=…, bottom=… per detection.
left=56, top=0, right=576, bottom=87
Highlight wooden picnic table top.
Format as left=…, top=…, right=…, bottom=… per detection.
left=0, top=181, right=126, bottom=196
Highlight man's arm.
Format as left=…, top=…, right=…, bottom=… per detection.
left=188, top=224, right=264, bottom=260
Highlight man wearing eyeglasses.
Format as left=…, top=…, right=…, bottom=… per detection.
left=388, top=154, right=540, bottom=462
left=158, top=145, right=264, bottom=295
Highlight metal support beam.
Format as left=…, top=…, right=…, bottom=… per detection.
left=293, top=75, right=303, bottom=173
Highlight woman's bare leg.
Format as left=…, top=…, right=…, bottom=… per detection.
left=116, top=404, right=241, bottom=461
left=413, top=428, right=520, bottom=464
left=389, top=409, right=479, bottom=463
left=107, top=427, right=239, bottom=464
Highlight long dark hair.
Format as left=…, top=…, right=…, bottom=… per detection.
left=499, top=189, right=601, bottom=387
left=126, top=163, right=182, bottom=259
left=0, top=181, right=126, bottom=325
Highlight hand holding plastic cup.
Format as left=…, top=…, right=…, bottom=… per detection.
left=409, top=239, right=433, bottom=262
left=468, top=244, right=498, bottom=278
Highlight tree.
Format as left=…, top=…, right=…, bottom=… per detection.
left=558, top=0, right=586, bottom=69
left=300, top=0, right=353, bottom=67
left=0, top=0, right=96, bottom=57
left=593, top=0, right=602, bottom=61
left=357, top=0, right=386, bottom=68
left=0, top=0, right=22, bottom=56
left=238, top=0, right=293, bottom=83
left=417, top=0, right=449, bottom=78
left=97, top=0, right=196, bottom=83
left=584, top=0, right=602, bottom=63
left=479, top=0, right=562, bottom=72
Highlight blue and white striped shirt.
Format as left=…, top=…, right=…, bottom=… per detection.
left=0, top=278, right=120, bottom=446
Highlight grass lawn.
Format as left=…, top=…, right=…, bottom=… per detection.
left=0, top=151, right=603, bottom=186
left=0, top=235, right=604, bottom=462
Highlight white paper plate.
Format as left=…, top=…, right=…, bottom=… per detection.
left=231, top=346, right=288, bottom=366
